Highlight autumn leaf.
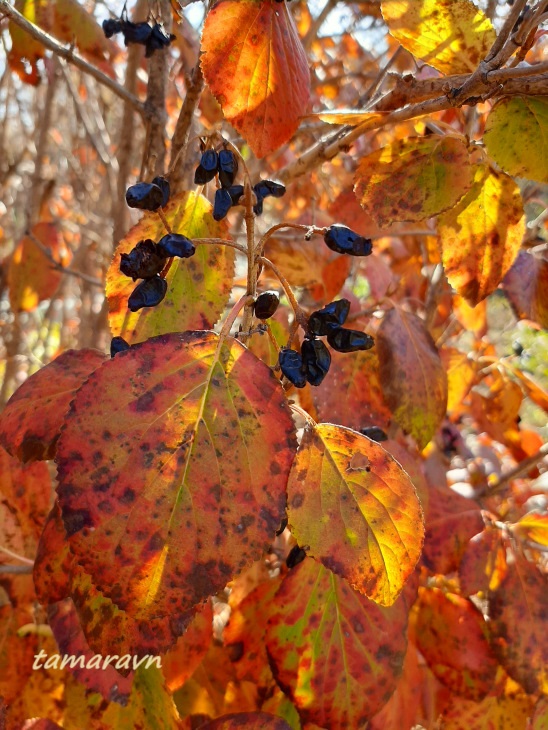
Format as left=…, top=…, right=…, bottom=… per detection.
left=33, top=503, right=73, bottom=605
left=459, top=527, right=508, bottom=596
left=265, top=559, right=408, bottom=728
left=162, top=602, right=214, bottom=692
left=287, top=423, right=424, bottom=606
left=440, top=347, right=477, bottom=413
left=200, top=0, right=310, bottom=157
left=107, top=192, right=235, bottom=344
left=484, top=97, right=548, bottom=184
left=354, top=135, right=477, bottom=227
left=503, top=250, right=548, bottom=329
left=8, top=222, right=72, bottom=313
left=56, top=332, right=296, bottom=620
left=377, top=307, right=448, bottom=450
left=0, top=349, right=107, bottom=462
left=438, top=166, right=525, bottom=306
left=381, top=0, right=496, bottom=75
left=488, top=553, right=548, bottom=694
left=198, top=713, right=293, bottom=729
left=442, top=690, right=534, bottom=730
left=512, top=513, right=548, bottom=547
left=415, top=587, right=497, bottom=700
left=8, top=1, right=51, bottom=85
left=304, top=110, right=387, bottom=126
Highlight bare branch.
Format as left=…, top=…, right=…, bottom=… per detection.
left=169, top=60, right=204, bottom=193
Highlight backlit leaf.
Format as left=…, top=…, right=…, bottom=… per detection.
left=310, top=348, right=391, bottom=432
left=0, top=348, right=107, bottom=462
left=488, top=554, right=548, bottom=694
left=304, top=111, right=387, bottom=126
left=381, top=0, right=496, bottom=75
left=415, top=587, right=497, bottom=700
left=33, top=503, right=73, bottom=605
left=513, top=513, right=548, bottom=547
left=440, top=347, right=476, bottom=413
left=56, top=332, right=296, bottom=620
left=199, top=713, right=293, bottom=729
left=8, top=222, right=72, bottom=313
left=162, top=602, right=214, bottom=692
left=459, top=527, right=507, bottom=596
left=201, top=0, right=310, bottom=158
left=8, top=1, right=51, bottom=85
left=442, top=692, right=534, bottom=730
left=377, top=308, right=448, bottom=449
left=354, top=135, right=476, bottom=226
left=287, top=423, right=424, bottom=606
left=503, top=250, right=548, bottom=329
left=52, top=0, right=117, bottom=68
left=265, top=559, right=408, bottom=728
left=438, top=167, right=525, bottom=306
left=107, top=192, right=235, bottom=344
left=484, top=97, right=548, bottom=184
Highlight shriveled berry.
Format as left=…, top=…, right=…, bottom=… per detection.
left=218, top=149, right=238, bottom=188
left=120, top=239, right=166, bottom=280
left=286, top=545, right=307, bottom=568
left=301, top=338, right=331, bottom=386
left=194, top=150, right=218, bottom=184
left=253, top=179, right=286, bottom=215
left=102, top=19, right=123, bottom=38
left=263, top=180, right=286, bottom=198
left=308, top=299, right=350, bottom=336
left=145, top=24, right=175, bottom=57
left=326, top=328, right=375, bottom=353
left=151, top=176, right=170, bottom=207
left=276, top=517, right=288, bottom=535
left=110, top=336, right=130, bottom=357
left=128, top=276, right=168, bottom=312
left=213, top=188, right=233, bottom=221
left=324, top=224, right=373, bottom=256
left=120, top=20, right=152, bottom=45
left=227, top=185, right=244, bottom=206
left=157, top=233, right=195, bottom=259
left=126, top=182, right=164, bottom=211
left=279, top=348, right=306, bottom=388
left=254, top=291, right=280, bottom=320
left=360, top=426, right=388, bottom=442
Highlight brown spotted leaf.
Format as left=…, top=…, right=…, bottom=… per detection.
left=0, top=348, right=107, bottom=462
left=488, top=553, right=548, bottom=694
left=503, top=250, right=548, bottom=329
left=199, top=713, right=292, bottom=730
left=287, top=423, right=424, bottom=606
left=200, top=0, right=310, bottom=158
left=442, top=692, right=534, bottom=730
left=459, top=527, right=508, bottom=597
left=265, top=559, right=408, bottom=729
left=438, top=167, right=525, bottom=306
left=377, top=308, right=448, bottom=450
left=354, top=135, right=476, bottom=227
left=415, top=587, right=497, bottom=700
left=162, top=601, right=214, bottom=692
left=106, top=191, right=235, bottom=344
left=33, top=502, right=73, bottom=605
left=56, top=332, right=296, bottom=621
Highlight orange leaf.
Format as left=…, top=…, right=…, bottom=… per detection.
left=440, top=347, right=477, bottom=413
left=503, top=250, right=548, bottom=329
left=442, top=692, right=534, bottom=730
left=56, top=332, right=296, bottom=621
left=512, top=513, right=548, bottom=547
left=162, top=602, right=214, bottom=692
left=265, top=559, right=408, bottom=727
left=377, top=307, right=448, bottom=449
left=199, top=714, right=292, bottom=730
left=438, top=167, right=525, bottom=306
left=287, top=423, right=424, bottom=606
left=459, top=527, right=508, bottom=596
left=200, top=0, right=310, bottom=158
left=0, top=348, right=107, bottom=462
left=354, top=135, right=476, bottom=227
left=415, top=587, right=497, bottom=700
left=8, top=222, right=72, bottom=312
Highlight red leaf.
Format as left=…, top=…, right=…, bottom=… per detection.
left=198, top=713, right=292, bottom=729
left=201, top=0, right=310, bottom=157
left=0, top=348, right=107, bottom=462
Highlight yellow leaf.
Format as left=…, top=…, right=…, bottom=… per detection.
left=303, top=111, right=388, bottom=126
left=484, top=97, right=548, bottom=184
left=513, top=513, right=548, bottom=547
left=438, top=166, right=525, bottom=305
left=440, top=347, right=476, bottom=413
left=381, top=0, right=496, bottom=74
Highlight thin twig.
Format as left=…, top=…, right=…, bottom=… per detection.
left=27, top=231, right=103, bottom=287
left=0, top=545, right=34, bottom=565
left=478, top=443, right=548, bottom=498
left=0, top=564, right=33, bottom=574
left=169, top=61, right=204, bottom=192
left=0, top=0, right=145, bottom=115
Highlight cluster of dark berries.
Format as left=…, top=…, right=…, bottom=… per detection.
left=323, top=225, right=372, bottom=256
left=121, top=177, right=196, bottom=312
left=278, top=299, right=374, bottom=388
left=194, top=147, right=285, bottom=220
left=102, top=17, right=174, bottom=57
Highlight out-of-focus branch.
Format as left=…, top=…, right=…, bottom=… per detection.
left=168, top=60, right=204, bottom=193
left=0, top=0, right=145, bottom=114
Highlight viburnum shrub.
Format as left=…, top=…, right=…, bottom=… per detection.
left=0, top=0, right=547, bottom=728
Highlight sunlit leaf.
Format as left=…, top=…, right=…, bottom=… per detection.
left=484, top=97, right=548, bottom=184
left=381, top=0, right=496, bottom=74
left=33, top=503, right=73, bottom=605
left=265, top=559, right=408, bottom=728
left=8, top=222, right=71, bottom=313
left=162, top=602, right=214, bottom=692
left=201, top=0, right=310, bottom=158
left=510, top=369, right=548, bottom=412
left=8, top=1, right=51, bottom=85
left=442, top=691, right=534, bottom=730
left=438, top=167, right=525, bottom=306
left=107, top=192, right=235, bottom=344
left=440, top=347, right=476, bottom=413
left=287, top=423, right=424, bottom=606
left=377, top=307, right=448, bottom=450
left=459, top=527, right=508, bottom=596
left=512, top=513, right=548, bottom=547
left=415, top=587, right=497, bottom=700
left=532, top=697, right=548, bottom=730
left=503, top=250, right=548, bottom=329
left=199, top=713, right=293, bottom=729
left=354, top=135, right=476, bottom=226
left=0, top=349, right=107, bottom=462
left=0, top=603, right=39, bottom=703
left=52, top=0, right=117, bottom=68
left=56, top=332, right=296, bottom=620
left=304, top=111, right=387, bottom=126
left=471, top=370, right=523, bottom=444
left=488, top=554, right=548, bottom=694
